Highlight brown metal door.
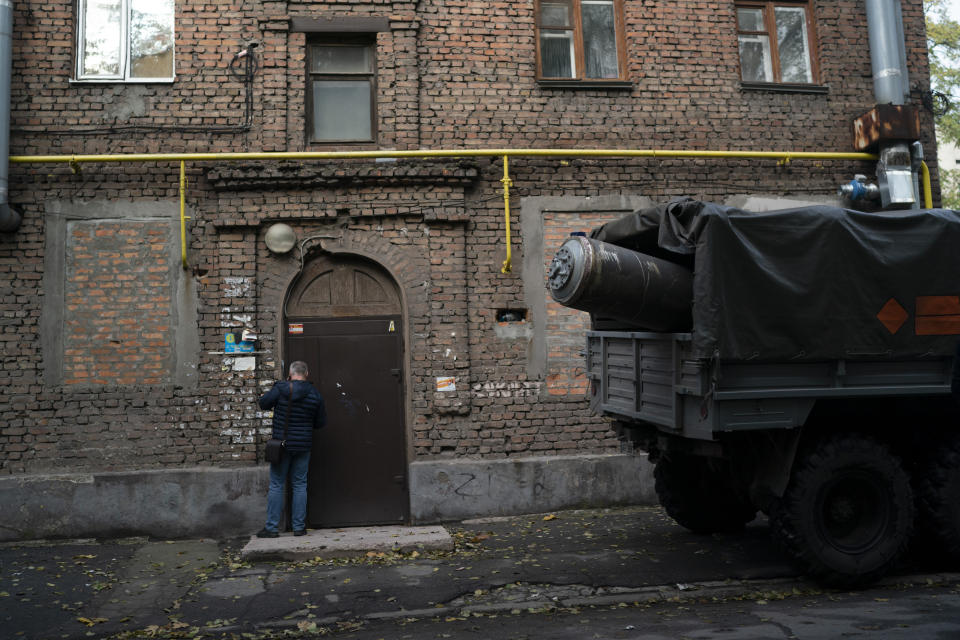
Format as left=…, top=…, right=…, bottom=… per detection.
left=287, top=318, right=407, bottom=526
left=284, top=255, right=408, bottom=527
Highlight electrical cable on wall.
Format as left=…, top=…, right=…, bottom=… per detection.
left=922, top=88, right=953, bottom=117
left=12, top=42, right=260, bottom=136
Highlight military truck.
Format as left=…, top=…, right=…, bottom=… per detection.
left=546, top=198, right=960, bottom=587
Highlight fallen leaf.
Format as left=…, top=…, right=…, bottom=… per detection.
left=542, top=515, right=557, bottom=521
left=76, top=617, right=108, bottom=627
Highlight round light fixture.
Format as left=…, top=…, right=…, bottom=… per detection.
left=265, top=223, right=297, bottom=254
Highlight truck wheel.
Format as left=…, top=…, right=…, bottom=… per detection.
left=771, top=434, right=914, bottom=587
left=916, top=434, right=960, bottom=560
left=654, top=454, right=756, bottom=534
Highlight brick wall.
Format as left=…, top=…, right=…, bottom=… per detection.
left=0, top=0, right=940, bottom=475
left=63, top=220, right=172, bottom=386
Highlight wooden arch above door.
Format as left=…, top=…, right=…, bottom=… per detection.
left=286, top=253, right=401, bottom=318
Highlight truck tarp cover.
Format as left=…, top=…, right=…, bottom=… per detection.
left=590, top=198, right=960, bottom=361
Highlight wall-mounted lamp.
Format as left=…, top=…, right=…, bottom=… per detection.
left=265, top=223, right=297, bottom=254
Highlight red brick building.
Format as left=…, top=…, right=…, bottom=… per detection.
left=0, top=0, right=941, bottom=538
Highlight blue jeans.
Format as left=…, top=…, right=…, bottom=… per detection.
left=265, top=450, right=311, bottom=532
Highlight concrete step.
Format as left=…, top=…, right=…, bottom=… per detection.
left=240, top=525, right=454, bottom=561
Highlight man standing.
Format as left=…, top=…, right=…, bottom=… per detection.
left=257, top=360, right=327, bottom=537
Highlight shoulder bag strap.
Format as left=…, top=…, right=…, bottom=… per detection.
left=283, top=382, right=292, bottom=443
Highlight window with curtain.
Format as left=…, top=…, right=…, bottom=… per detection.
left=536, top=0, right=626, bottom=82
left=736, top=1, right=817, bottom=85
left=76, top=0, right=175, bottom=81
left=307, top=40, right=377, bottom=143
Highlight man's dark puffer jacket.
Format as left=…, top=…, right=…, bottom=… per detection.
left=259, top=380, right=327, bottom=453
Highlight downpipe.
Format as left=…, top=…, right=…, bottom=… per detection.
left=865, top=0, right=909, bottom=106
left=0, top=0, right=19, bottom=232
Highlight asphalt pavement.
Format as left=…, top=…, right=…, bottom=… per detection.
left=1, top=505, right=957, bottom=639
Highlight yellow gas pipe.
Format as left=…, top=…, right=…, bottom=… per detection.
left=11, top=148, right=899, bottom=273
left=179, top=161, right=189, bottom=270
left=501, top=155, right=513, bottom=274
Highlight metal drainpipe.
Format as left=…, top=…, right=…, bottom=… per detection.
left=0, top=0, right=19, bottom=232
left=866, top=0, right=910, bottom=105
left=893, top=0, right=910, bottom=101
left=865, top=0, right=921, bottom=209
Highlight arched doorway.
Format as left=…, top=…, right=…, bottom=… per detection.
left=284, top=253, right=408, bottom=526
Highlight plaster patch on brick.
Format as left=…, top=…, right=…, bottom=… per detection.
left=471, top=381, right=542, bottom=398
left=102, top=84, right=148, bottom=121
left=224, top=277, right=254, bottom=298
left=221, top=429, right=255, bottom=444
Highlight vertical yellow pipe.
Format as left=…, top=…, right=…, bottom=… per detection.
left=501, top=155, right=513, bottom=274
left=180, top=160, right=188, bottom=270
left=921, top=161, right=933, bottom=208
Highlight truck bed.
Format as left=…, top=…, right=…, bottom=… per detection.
left=587, top=331, right=953, bottom=440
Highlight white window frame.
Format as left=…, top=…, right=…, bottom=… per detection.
left=75, top=0, right=176, bottom=83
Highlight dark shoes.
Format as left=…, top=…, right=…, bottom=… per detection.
left=256, top=528, right=306, bottom=538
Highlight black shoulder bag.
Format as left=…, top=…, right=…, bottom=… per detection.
left=264, top=383, right=292, bottom=464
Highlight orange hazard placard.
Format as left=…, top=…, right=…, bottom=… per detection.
left=915, top=296, right=960, bottom=336
left=876, top=298, right=908, bottom=334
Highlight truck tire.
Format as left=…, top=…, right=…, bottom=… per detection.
left=770, top=434, right=914, bottom=587
left=915, top=434, right=960, bottom=561
left=654, top=454, right=757, bottom=534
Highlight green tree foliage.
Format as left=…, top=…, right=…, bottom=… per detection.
left=926, top=0, right=960, bottom=142
left=942, top=167, right=960, bottom=207
left=926, top=0, right=960, bottom=206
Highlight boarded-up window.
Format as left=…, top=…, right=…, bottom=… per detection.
left=63, top=220, right=172, bottom=385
